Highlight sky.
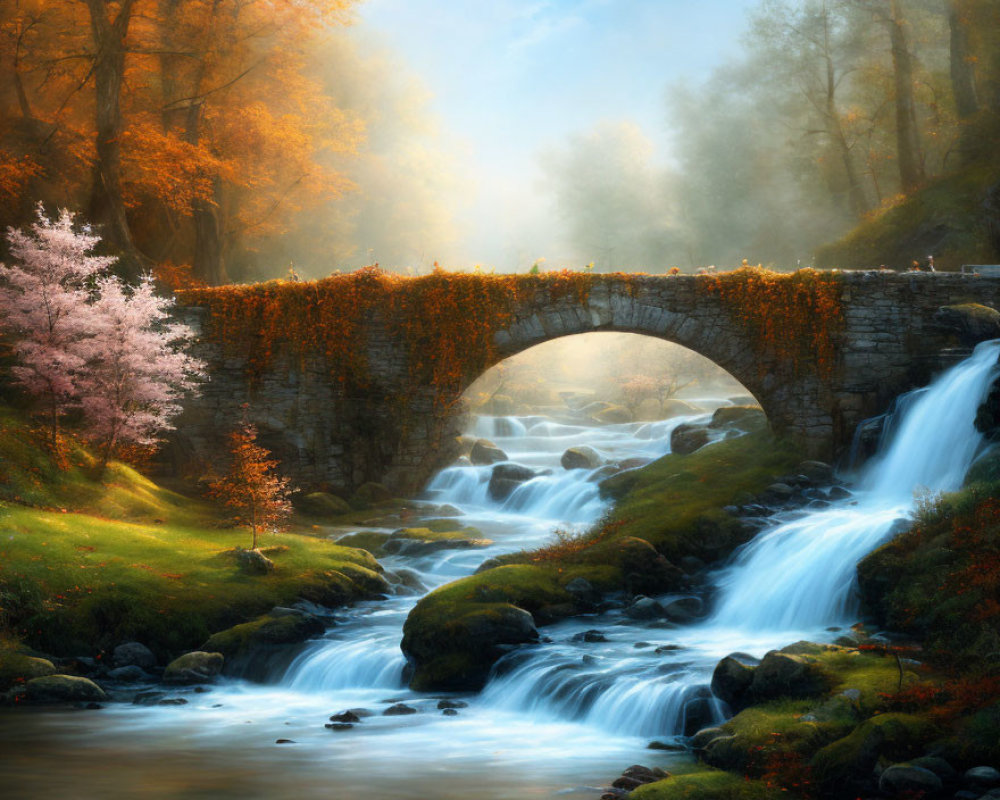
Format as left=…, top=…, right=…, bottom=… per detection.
left=350, top=0, right=759, bottom=269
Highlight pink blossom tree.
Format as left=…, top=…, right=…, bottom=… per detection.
left=0, top=207, right=113, bottom=450
left=79, top=275, right=205, bottom=473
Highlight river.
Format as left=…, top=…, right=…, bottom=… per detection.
left=1, top=343, right=997, bottom=799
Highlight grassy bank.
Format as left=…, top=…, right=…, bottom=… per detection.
left=0, top=406, right=385, bottom=670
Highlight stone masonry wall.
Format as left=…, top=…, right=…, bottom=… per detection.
left=164, top=272, right=1000, bottom=496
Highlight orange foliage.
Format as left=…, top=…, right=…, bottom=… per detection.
left=698, top=267, right=844, bottom=377
left=182, top=268, right=600, bottom=403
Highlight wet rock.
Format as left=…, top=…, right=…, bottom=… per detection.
left=107, top=665, right=149, bottom=683
left=670, top=423, right=710, bottom=455
left=157, top=697, right=188, bottom=706
left=965, top=767, right=1000, bottom=791
left=113, top=642, right=156, bottom=670
left=25, top=675, right=107, bottom=704
left=329, top=710, right=361, bottom=723
left=764, top=482, right=794, bottom=502
left=163, top=651, right=224, bottom=684
left=561, top=445, right=602, bottom=470
left=325, top=722, right=353, bottom=731
left=469, top=439, right=507, bottom=466
left=878, top=764, right=943, bottom=796
left=442, top=708, right=459, bottom=716
left=437, top=700, right=468, bottom=710
left=798, top=460, right=835, bottom=483
left=662, top=597, right=702, bottom=624
left=828, top=486, right=852, bottom=500
left=276, top=739, right=295, bottom=744
left=133, top=691, right=167, bottom=705
left=749, top=651, right=830, bottom=702
left=711, top=656, right=755, bottom=710
left=488, top=463, right=537, bottom=501
left=626, top=596, right=664, bottom=620
left=647, top=740, right=686, bottom=751
left=581, top=630, right=607, bottom=643
left=383, top=703, right=418, bottom=716
left=564, top=576, right=601, bottom=606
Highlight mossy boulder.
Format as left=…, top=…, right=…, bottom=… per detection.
left=671, top=423, right=710, bottom=455
left=631, top=768, right=779, bottom=800
left=294, top=491, right=351, bottom=517
left=337, top=527, right=490, bottom=557
left=469, top=439, right=507, bottom=466
left=0, top=649, right=56, bottom=691
left=593, top=404, right=632, bottom=424
left=201, top=609, right=325, bottom=661
left=810, top=713, right=937, bottom=797
left=163, top=651, right=225, bottom=684
left=561, top=445, right=602, bottom=470
left=401, top=563, right=618, bottom=690
left=402, top=602, right=538, bottom=691
left=25, top=674, right=106, bottom=704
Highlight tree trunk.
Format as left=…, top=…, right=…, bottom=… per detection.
left=85, top=0, right=147, bottom=280
left=949, top=1, right=980, bottom=165
left=822, top=15, right=869, bottom=218
left=888, top=0, right=926, bottom=192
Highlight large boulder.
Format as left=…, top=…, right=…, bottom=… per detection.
left=164, top=651, right=224, bottom=684
left=710, top=656, right=756, bottom=710
left=0, top=651, right=56, bottom=691
left=200, top=609, right=325, bottom=679
left=25, top=674, right=107, bottom=704
left=470, top=439, right=507, bottom=465
left=402, top=602, right=538, bottom=691
left=561, top=446, right=602, bottom=470
left=113, top=642, right=156, bottom=670
left=749, top=650, right=831, bottom=703
left=671, top=423, right=710, bottom=455
left=488, top=464, right=537, bottom=501
left=934, top=303, right=1000, bottom=345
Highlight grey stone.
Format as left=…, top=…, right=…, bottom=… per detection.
left=878, top=764, right=943, bottom=796
left=113, top=642, right=156, bottom=670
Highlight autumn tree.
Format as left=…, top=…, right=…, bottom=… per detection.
left=208, top=416, right=292, bottom=550
left=0, top=207, right=112, bottom=450
left=78, top=274, right=204, bottom=473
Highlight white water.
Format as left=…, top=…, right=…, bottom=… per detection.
left=5, top=347, right=997, bottom=799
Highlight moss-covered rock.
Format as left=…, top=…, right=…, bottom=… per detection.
left=349, top=482, right=394, bottom=509
left=25, top=674, right=107, bottom=704
left=934, top=303, right=1000, bottom=346
left=336, top=527, right=490, bottom=557
left=709, top=406, right=767, bottom=433
left=809, top=713, right=937, bottom=797
left=201, top=609, right=325, bottom=660
left=630, top=768, right=784, bottom=800
left=294, top=491, right=351, bottom=517
left=164, top=651, right=225, bottom=684
left=0, top=647, right=55, bottom=691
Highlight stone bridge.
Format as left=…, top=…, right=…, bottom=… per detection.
left=168, top=271, right=1000, bottom=495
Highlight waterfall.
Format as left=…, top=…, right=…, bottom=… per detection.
left=709, top=340, right=999, bottom=630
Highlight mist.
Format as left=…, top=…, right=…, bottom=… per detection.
left=465, top=333, right=753, bottom=420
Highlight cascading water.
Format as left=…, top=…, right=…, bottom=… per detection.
left=479, top=341, right=1000, bottom=736
left=11, top=349, right=997, bottom=800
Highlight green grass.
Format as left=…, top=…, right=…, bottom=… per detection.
left=0, top=406, right=385, bottom=661
left=631, top=769, right=784, bottom=800
left=598, top=430, right=801, bottom=562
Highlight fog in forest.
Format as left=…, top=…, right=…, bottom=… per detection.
left=464, top=333, right=753, bottom=420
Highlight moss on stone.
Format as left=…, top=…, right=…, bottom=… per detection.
left=631, top=768, right=783, bottom=800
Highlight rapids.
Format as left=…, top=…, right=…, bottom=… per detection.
left=2, top=343, right=997, bottom=799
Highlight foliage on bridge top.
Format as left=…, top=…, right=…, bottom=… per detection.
left=698, top=267, right=844, bottom=377
left=180, top=265, right=843, bottom=394
left=180, top=266, right=607, bottom=396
